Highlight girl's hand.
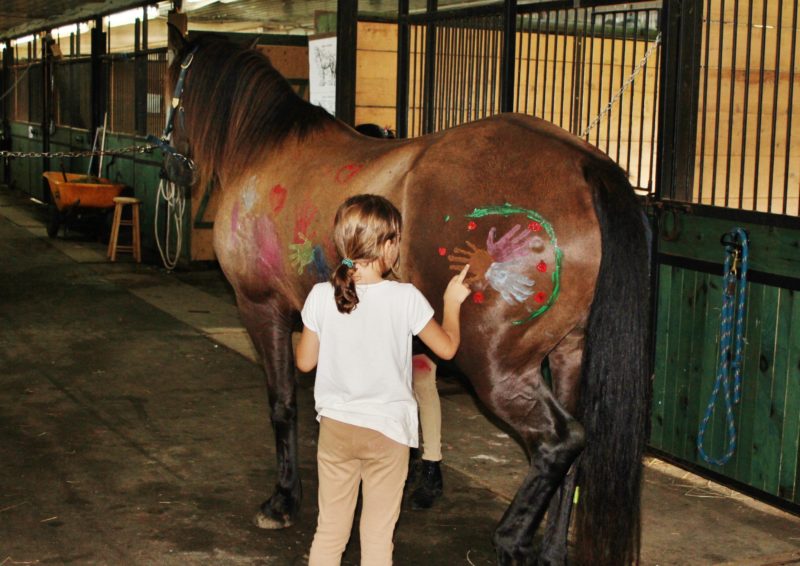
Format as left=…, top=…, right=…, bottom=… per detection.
left=444, top=264, right=471, bottom=305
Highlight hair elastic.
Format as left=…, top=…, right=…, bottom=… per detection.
left=341, top=258, right=354, bottom=269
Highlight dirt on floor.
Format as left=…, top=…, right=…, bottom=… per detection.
left=1, top=186, right=799, bottom=566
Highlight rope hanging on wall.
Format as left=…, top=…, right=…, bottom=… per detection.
left=696, top=227, right=749, bottom=466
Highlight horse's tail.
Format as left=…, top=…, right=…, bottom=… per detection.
left=574, top=158, right=651, bottom=565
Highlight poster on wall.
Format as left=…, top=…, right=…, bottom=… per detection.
left=308, top=35, right=337, bottom=116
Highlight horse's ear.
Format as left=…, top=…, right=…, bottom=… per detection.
left=247, top=36, right=261, bottom=50
left=167, top=22, right=189, bottom=56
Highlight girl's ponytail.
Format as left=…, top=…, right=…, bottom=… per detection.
left=331, top=194, right=402, bottom=314
left=333, top=259, right=359, bottom=314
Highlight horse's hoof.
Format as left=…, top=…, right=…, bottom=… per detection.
left=253, top=509, right=293, bottom=530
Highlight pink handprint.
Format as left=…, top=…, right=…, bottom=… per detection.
left=486, top=224, right=534, bottom=262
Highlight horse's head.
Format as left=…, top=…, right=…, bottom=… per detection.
left=163, top=25, right=332, bottom=191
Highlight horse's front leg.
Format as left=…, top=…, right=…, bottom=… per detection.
left=238, top=296, right=302, bottom=529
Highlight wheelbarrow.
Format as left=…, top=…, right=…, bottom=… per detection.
left=42, top=171, right=126, bottom=238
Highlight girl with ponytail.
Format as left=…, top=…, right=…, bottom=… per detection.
left=296, top=194, right=470, bottom=565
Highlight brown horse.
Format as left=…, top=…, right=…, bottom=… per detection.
left=166, top=29, right=651, bottom=566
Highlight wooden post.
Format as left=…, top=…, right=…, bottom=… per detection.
left=42, top=33, right=52, bottom=187
left=396, top=0, right=410, bottom=138
left=335, top=0, right=357, bottom=126
left=500, top=0, right=517, bottom=113
left=90, top=17, right=107, bottom=138
left=135, top=13, right=149, bottom=136
left=656, top=0, right=703, bottom=202
left=423, top=0, right=438, bottom=134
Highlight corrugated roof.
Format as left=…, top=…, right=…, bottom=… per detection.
left=0, top=0, right=153, bottom=40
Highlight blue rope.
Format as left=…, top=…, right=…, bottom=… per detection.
left=697, top=227, right=749, bottom=466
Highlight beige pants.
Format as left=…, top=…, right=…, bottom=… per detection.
left=309, top=417, right=409, bottom=566
left=412, top=355, right=442, bottom=462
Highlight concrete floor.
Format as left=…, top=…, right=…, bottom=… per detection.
left=1, top=186, right=799, bottom=566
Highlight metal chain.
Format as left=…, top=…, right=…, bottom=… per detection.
left=0, top=144, right=156, bottom=159
left=581, top=32, right=662, bottom=138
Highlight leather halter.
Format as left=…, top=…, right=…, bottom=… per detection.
left=147, top=48, right=198, bottom=186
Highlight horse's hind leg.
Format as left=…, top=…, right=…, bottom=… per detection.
left=539, top=327, right=586, bottom=565
left=490, top=365, right=585, bottom=566
left=237, top=296, right=301, bottom=529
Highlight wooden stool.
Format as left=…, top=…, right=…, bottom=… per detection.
left=107, top=196, right=142, bottom=263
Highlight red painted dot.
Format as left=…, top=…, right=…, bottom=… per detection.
left=537, top=260, right=547, bottom=272
left=438, top=247, right=447, bottom=256
left=472, top=291, right=485, bottom=304
left=412, top=357, right=433, bottom=372
left=534, top=292, right=547, bottom=304
left=528, top=221, right=542, bottom=232
left=467, top=221, right=477, bottom=231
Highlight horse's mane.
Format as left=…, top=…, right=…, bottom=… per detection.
left=170, top=34, right=334, bottom=189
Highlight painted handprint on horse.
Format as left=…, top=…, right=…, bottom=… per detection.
left=449, top=223, right=541, bottom=306
left=485, top=262, right=536, bottom=304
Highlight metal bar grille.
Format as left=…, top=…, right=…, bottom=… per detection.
left=107, top=56, right=135, bottom=133
left=53, top=59, right=91, bottom=129
left=146, top=50, right=167, bottom=135
left=11, top=65, right=30, bottom=122
left=103, top=49, right=166, bottom=136
left=515, top=6, right=661, bottom=192
left=399, top=2, right=661, bottom=192
left=406, top=12, right=504, bottom=137
left=694, top=0, right=800, bottom=215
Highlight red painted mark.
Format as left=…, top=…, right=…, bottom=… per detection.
left=293, top=200, right=319, bottom=244
left=536, top=260, right=547, bottom=273
left=438, top=247, right=447, bottom=256
left=472, top=291, right=485, bottom=304
left=335, top=163, right=363, bottom=184
left=255, top=217, right=284, bottom=277
left=534, top=292, right=547, bottom=304
left=467, top=221, right=477, bottom=231
left=412, top=357, right=433, bottom=372
left=269, top=184, right=287, bottom=214
left=528, top=221, right=542, bottom=232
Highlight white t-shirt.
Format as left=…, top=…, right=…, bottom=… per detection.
left=300, top=280, right=434, bottom=447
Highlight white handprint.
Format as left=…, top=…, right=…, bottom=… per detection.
left=486, top=260, right=535, bottom=304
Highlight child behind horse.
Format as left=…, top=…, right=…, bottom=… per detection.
left=296, top=194, right=470, bottom=565
left=354, top=123, right=446, bottom=511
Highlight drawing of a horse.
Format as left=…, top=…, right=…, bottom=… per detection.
left=166, top=29, right=651, bottom=566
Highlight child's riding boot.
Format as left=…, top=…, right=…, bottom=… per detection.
left=410, top=459, right=443, bottom=510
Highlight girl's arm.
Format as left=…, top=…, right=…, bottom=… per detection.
left=417, top=264, right=471, bottom=360
left=295, top=326, right=320, bottom=372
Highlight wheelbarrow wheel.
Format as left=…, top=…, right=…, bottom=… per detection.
left=47, top=202, right=61, bottom=238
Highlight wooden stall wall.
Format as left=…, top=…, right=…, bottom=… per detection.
left=8, top=121, right=45, bottom=201
left=653, top=0, right=799, bottom=509
left=651, top=211, right=800, bottom=506
left=694, top=0, right=800, bottom=215
left=355, top=22, right=398, bottom=131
